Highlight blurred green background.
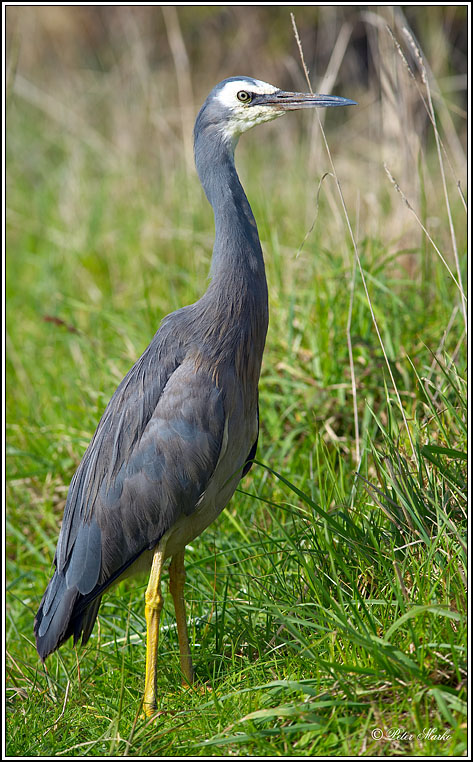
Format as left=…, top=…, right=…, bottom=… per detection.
left=6, top=5, right=467, bottom=757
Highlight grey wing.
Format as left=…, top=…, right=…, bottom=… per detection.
left=34, top=343, right=227, bottom=659
left=96, top=358, right=226, bottom=574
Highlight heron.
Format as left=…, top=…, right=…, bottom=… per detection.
left=34, top=76, right=355, bottom=715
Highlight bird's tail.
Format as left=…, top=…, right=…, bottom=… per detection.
left=34, top=542, right=148, bottom=660
left=34, top=571, right=101, bottom=661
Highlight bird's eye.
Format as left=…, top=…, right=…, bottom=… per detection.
left=237, top=90, right=252, bottom=103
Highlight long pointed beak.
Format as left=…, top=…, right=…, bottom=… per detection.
left=259, top=90, right=356, bottom=110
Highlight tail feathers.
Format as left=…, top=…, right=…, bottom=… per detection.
left=34, top=571, right=101, bottom=661
left=80, top=594, right=102, bottom=646
left=35, top=542, right=150, bottom=661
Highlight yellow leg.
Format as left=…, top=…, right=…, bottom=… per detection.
left=143, top=537, right=167, bottom=717
left=169, top=550, right=194, bottom=685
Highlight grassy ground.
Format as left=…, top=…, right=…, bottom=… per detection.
left=6, top=9, right=467, bottom=757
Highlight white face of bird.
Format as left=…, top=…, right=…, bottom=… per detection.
left=216, top=78, right=286, bottom=141
left=214, top=76, right=356, bottom=144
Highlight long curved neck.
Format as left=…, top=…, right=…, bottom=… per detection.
left=193, top=129, right=269, bottom=385
left=194, top=131, right=267, bottom=289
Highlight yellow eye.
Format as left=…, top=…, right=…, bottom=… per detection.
left=237, top=90, right=252, bottom=103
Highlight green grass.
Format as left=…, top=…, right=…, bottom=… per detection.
left=6, top=11, right=467, bottom=757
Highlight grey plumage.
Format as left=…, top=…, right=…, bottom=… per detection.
left=34, top=76, right=355, bottom=669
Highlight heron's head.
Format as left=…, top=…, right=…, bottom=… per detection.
left=194, top=76, right=356, bottom=148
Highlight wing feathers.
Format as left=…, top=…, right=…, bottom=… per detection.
left=65, top=516, right=102, bottom=595
left=35, top=333, right=232, bottom=659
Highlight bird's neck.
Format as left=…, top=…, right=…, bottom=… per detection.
left=193, top=131, right=269, bottom=385
left=195, top=133, right=267, bottom=294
